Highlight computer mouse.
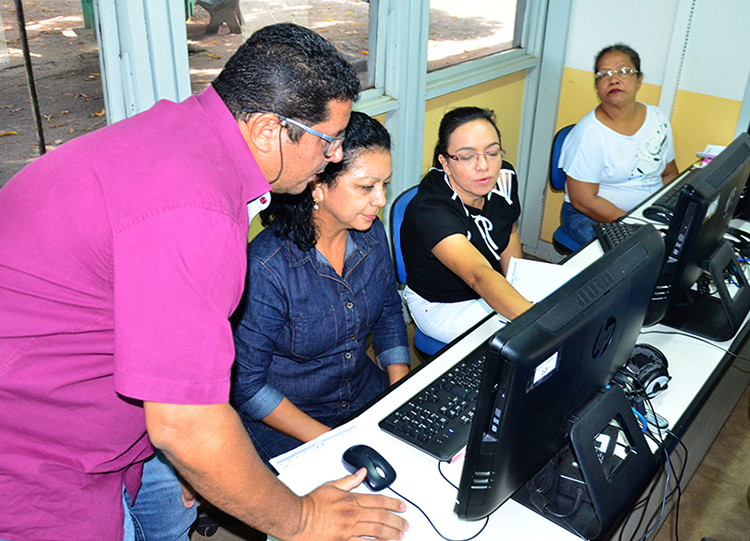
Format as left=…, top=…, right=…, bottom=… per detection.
left=342, top=444, right=397, bottom=491
left=642, top=205, right=673, bottom=225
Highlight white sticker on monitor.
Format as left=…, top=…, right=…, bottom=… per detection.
left=705, top=196, right=719, bottom=221
left=531, top=351, right=559, bottom=389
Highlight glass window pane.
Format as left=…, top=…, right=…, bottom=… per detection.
left=428, top=0, right=519, bottom=72
left=187, top=0, right=374, bottom=95
left=0, top=0, right=105, bottom=186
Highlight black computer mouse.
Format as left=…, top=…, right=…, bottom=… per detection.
left=342, top=444, right=397, bottom=491
left=642, top=205, right=673, bottom=225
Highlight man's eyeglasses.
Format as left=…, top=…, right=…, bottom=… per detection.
left=242, top=109, right=345, bottom=158
left=446, top=146, right=505, bottom=166
left=595, top=67, right=639, bottom=81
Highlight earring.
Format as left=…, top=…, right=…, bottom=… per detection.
left=313, top=199, right=320, bottom=210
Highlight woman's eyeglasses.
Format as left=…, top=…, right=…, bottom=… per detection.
left=445, top=147, right=505, bottom=166
left=595, top=67, right=639, bottom=81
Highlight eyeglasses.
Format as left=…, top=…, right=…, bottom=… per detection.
left=241, top=109, right=345, bottom=158
left=445, top=146, right=505, bottom=166
left=595, top=67, right=639, bottom=81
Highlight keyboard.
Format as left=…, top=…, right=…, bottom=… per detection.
left=593, top=221, right=645, bottom=252
left=651, top=179, right=685, bottom=213
left=378, top=352, right=485, bottom=461
left=642, top=166, right=698, bottom=218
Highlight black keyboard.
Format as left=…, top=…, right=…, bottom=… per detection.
left=378, top=352, right=485, bottom=461
left=594, top=221, right=645, bottom=252
left=643, top=166, right=698, bottom=217
left=651, top=180, right=684, bottom=213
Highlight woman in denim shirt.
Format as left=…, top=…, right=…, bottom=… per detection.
left=232, top=112, right=411, bottom=463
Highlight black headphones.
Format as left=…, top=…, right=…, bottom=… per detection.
left=725, top=226, right=750, bottom=259
left=614, top=343, right=670, bottom=399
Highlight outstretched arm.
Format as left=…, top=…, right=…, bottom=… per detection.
left=145, top=401, right=408, bottom=541
left=431, top=233, right=532, bottom=320
left=261, top=397, right=331, bottom=443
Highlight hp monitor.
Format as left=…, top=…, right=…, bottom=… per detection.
left=455, top=224, right=664, bottom=521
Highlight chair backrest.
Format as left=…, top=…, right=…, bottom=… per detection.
left=550, top=124, right=575, bottom=191
left=389, top=185, right=419, bottom=285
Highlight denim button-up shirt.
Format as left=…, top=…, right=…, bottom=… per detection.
left=232, top=218, right=409, bottom=424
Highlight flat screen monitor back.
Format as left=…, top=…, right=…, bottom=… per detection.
left=654, top=132, right=750, bottom=340
left=454, top=224, right=665, bottom=521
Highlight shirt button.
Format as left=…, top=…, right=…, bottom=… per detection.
left=345, top=352, right=352, bottom=359
left=350, top=334, right=356, bottom=340
left=344, top=378, right=349, bottom=384
left=346, top=302, right=353, bottom=309
left=341, top=401, right=347, bottom=407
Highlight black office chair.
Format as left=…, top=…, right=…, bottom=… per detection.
left=550, top=124, right=581, bottom=254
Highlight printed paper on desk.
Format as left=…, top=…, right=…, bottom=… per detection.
left=506, top=257, right=582, bottom=303
left=270, top=423, right=378, bottom=497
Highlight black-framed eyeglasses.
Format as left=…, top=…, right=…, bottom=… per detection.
left=241, top=109, right=345, bottom=158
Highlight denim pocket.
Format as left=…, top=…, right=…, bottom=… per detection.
left=357, top=263, right=388, bottom=328
left=290, top=305, right=339, bottom=359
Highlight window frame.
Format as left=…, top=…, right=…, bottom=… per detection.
left=95, top=0, right=571, bottom=256
left=353, top=0, right=567, bottom=257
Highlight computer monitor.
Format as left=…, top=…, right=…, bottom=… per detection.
left=646, top=132, right=750, bottom=340
left=454, top=224, right=665, bottom=521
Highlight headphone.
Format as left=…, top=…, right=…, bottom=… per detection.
left=614, top=343, right=671, bottom=399
left=725, top=226, right=750, bottom=259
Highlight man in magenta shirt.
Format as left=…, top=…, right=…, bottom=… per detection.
left=0, top=24, right=407, bottom=541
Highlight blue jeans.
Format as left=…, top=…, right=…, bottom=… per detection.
left=123, top=450, right=197, bottom=541
left=560, top=202, right=597, bottom=246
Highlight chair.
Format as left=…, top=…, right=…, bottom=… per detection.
left=390, top=186, right=447, bottom=359
left=550, top=124, right=581, bottom=253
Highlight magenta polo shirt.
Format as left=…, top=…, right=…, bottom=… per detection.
left=0, top=86, right=270, bottom=540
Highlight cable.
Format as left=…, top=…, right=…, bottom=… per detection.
left=438, top=459, right=458, bottom=489
left=541, top=487, right=585, bottom=519
left=631, top=407, right=649, bottom=432
left=630, top=429, right=688, bottom=541
left=388, top=486, right=489, bottom=541
left=636, top=444, right=671, bottom=541
left=618, top=451, right=665, bottom=541
left=616, top=381, right=673, bottom=541
left=639, top=329, right=750, bottom=373
left=664, top=431, right=689, bottom=541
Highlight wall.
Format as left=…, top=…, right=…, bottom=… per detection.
left=422, top=71, right=527, bottom=178
left=540, top=0, right=750, bottom=244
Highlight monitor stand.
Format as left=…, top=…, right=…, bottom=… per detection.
left=661, top=241, right=750, bottom=341
left=513, top=386, right=659, bottom=540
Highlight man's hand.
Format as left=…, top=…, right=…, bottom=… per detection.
left=178, top=476, right=197, bottom=509
left=289, top=468, right=408, bottom=541
left=146, top=401, right=407, bottom=541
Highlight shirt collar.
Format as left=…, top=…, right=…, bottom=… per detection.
left=194, top=86, right=271, bottom=204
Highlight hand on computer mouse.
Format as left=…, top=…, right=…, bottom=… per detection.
left=342, top=444, right=397, bottom=491
left=290, top=469, right=408, bottom=541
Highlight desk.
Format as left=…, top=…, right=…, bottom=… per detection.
left=267, top=180, right=750, bottom=541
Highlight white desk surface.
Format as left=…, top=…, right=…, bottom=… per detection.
left=267, top=178, right=750, bottom=541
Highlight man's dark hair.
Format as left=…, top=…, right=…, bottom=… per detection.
left=432, top=106, right=502, bottom=168
left=260, top=112, right=391, bottom=251
left=594, top=43, right=642, bottom=76
left=212, top=23, right=360, bottom=139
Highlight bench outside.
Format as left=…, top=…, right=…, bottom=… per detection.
left=196, top=0, right=243, bottom=34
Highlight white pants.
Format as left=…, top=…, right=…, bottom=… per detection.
left=404, top=286, right=505, bottom=344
